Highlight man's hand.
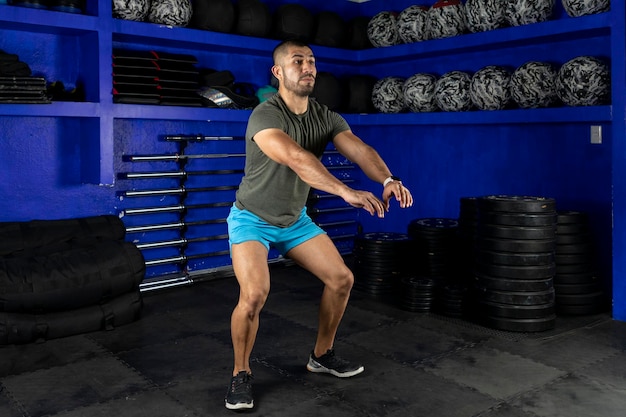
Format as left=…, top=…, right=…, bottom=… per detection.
left=383, top=181, right=413, bottom=211
left=343, top=189, right=387, bottom=218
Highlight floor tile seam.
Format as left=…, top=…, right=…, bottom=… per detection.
left=0, top=344, right=112, bottom=379
left=248, top=356, right=379, bottom=417
left=425, top=313, right=533, bottom=342
left=472, top=400, right=543, bottom=417
left=0, top=380, right=30, bottom=417
left=407, top=340, right=485, bottom=368
left=42, top=385, right=202, bottom=417
left=0, top=347, right=133, bottom=381
left=418, top=364, right=571, bottom=406
left=572, top=350, right=626, bottom=389
left=86, top=329, right=229, bottom=356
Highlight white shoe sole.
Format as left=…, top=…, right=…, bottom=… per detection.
left=306, top=360, right=365, bottom=378
left=225, top=400, right=254, bottom=410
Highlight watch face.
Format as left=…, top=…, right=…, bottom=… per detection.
left=391, top=176, right=402, bottom=181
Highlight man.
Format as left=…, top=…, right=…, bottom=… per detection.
left=225, top=39, right=413, bottom=410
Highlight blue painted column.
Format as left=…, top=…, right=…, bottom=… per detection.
left=611, top=1, right=626, bottom=321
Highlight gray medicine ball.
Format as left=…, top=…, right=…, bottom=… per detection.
left=148, top=0, right=192, bottom=26
left=504, top=0, right=555, bottom=26
left=113, top=0, right=151, bottom=21
left=367, top=11, right=400, bottom=47
left=465, top=0, right=507, bottom=33
left=510, top=61, right=558, bottom=108
left=470, top=66, right=512, bottom=110
left=427, top=0, right=467, bottom=40
left=397, top=5, right=429, bottom=43
left=562, top=0, right=610, bottom=17
left=403, top=73, right=438, bottom=112
left=435, top=71, right=473, bottom=112
left=372, top=77, right=406, bottom=113
left=556, top=56, right=610, bottom=106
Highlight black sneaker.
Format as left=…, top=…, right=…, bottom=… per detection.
left=306, top=349, right=364, bottom=378
left=225, top=371, right=254, bottom=410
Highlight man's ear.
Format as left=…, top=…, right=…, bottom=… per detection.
left=271, top=65, right=281, bottom=80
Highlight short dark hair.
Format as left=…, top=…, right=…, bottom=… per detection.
left=272, top=39, right=311, bottom=65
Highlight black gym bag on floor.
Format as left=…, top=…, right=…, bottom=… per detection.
left=0, top=290, right=143, bottom=345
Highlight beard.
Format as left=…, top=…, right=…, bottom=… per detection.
left=283, top=75, right=315, bottom=97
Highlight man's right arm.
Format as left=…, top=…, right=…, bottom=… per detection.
left=253, top=128, right=387, bottom=217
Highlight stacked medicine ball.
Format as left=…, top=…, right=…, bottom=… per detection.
left=371, top=55, right=610, bottom=114
left=367, top=1, right=610, bottom=47
left=472, top=195, right=558, bottom=332
left=0, top=216, right=145, bottom=345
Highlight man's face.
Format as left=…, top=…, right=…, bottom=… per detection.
left=276, top=45, right=316, bottom=97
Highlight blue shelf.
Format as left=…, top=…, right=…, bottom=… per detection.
left=111, top=18, right=361, bottom=63
left=344, top=106, right=612, bottom=126
left=111, top=104, right=252, bottom=123
left=356, top=13, right=611, bottom=64
left=0, top=5, right=98, bottom=34
left=0, top=102, right=100, bottom=118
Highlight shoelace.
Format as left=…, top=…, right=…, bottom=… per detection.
left=230, top=373, right=252, bottom=394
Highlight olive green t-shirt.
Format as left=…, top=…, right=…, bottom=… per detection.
left=235, top=94, right=350, bottom=227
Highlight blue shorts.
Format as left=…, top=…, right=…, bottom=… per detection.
left=227, top=204, right=326, bottom=255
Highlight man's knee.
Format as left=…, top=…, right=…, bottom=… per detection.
left=238, top=288, right=269, bottom=318
left=327, top=266, right=354, bottom=296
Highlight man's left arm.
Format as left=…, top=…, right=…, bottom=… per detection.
left=333, top=130, right=413, bottom=210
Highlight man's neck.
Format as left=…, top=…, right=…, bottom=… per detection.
left=278, top=88, right=309, bottom=115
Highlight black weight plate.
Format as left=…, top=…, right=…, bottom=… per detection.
left=557, top=210, right=588, bottom=224
left=555, top=263, right=595, bottom=274
left=409, top=217, right=459, bottom=230
left=554, top=282, right=602, bottom=295
left=556, top=233, right=592, bottom=245
left=473, top=274, right=554, bottom=292
left=478, top=288, right=555, bottom=306
left=555, top=291, right=604, bottom=306
left=554, top=253, right=594, bottom=265
left=476, top=249, right=554, bottom=266
left=482, top=314, right=556, bottom=332
left=476, top=300, right=555, bottom=319
left=556, top=303, right=605, bottom=315
left=556, top=223, right=588, bottom=235
left=479, top=224, right=555, bottom=240
left=555, top=243, right=594, bottom=254
left=356, top=232, right=411, bottom=243
left=479, top=211, right=556, bottom=227
left=475, top=263, right=555, bottom=280
left=479, top=195, right=556, bottom=213
left=478, top=237, right=555, bottom=253
left=554, top=271, right=599, bottom=285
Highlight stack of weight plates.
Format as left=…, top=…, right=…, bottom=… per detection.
left=353, top=232, right=412, bottom=298
left=554, top=211, right=605, bottom=315
left=407, top=218, right=461, bottom=279
left=112, top=49, right=202, bottom=106
left=397, top=276, right=437, bottom=312
left=407, top=217, right=466, bottom=315
left=473, top=195, right=557, bottom=332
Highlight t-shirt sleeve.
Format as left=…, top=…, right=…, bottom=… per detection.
left=245, top=104, right=284, bottom=141
left=329, top=110, right=350, bottom=138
